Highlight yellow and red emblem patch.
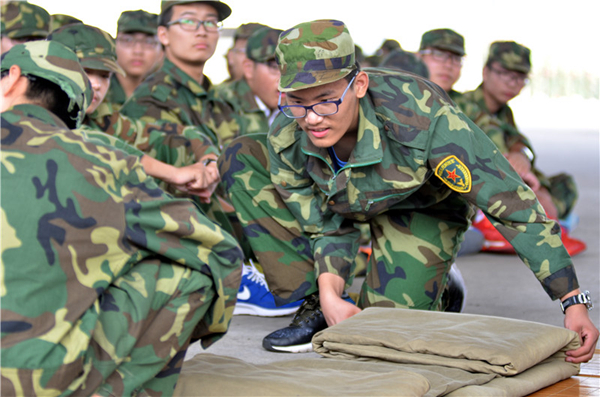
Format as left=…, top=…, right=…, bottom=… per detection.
left=435, top=155, right=472, bottom=193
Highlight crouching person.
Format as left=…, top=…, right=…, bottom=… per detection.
left=0, top=41, right=242, bottom=396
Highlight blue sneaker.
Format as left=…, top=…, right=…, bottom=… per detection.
left=234, top=260, right=302, bottom=317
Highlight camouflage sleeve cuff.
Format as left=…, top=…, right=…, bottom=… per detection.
left=541, top=264, right=580, bottom=300
left=311, top=230, right=361, bottom=289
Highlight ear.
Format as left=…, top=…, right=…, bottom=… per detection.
left=353, top=71, right=369, bottom=99
left=0, top=65, right=28, bottom=111
left=241, top=58, right=254, bottom=81
left=157, top=26, right=169, bottom=46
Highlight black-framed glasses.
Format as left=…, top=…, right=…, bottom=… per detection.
left=278, top=73, right=357, bottom=119
left=419, top=48, right=464, bottom=66
left=116, top=35, right=160, bottom=49
left=166, top=17, right=222, bottom=32
left=488, top=66, right=529, bottom=86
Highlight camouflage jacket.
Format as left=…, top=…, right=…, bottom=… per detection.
left=120, top=57, right=244, bottom=149
left=448, top=89, right=463, bottom=102
left=1, top=104, right=242, bottom=387
left=103, top=73, right=127, bottom=111
left=454, top=84, right=533, bottom=155
left=212, top=78, right=271, bottom=135
left=268, top=68, right=576, bottom=300
left=85, top=100, right=219, bottom=166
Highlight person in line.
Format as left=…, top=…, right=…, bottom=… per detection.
left=218, top=19, right=598, bottom=359
left=1, top=40, right=242, bottom=396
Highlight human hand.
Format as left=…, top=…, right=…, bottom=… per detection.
left=520, top=171, right=541, bottom=191
left=564, top=304, right=599, bottom=363
left=169, top=158, right=220, bottom=202
left=319, top=290, right=362, bottom=327
left=505, top=151, right=531, bottom=176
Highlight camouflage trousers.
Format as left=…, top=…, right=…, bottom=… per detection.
left=1, top=260, right=215, bottom=397
left=219, top=134, right=470, bottom=311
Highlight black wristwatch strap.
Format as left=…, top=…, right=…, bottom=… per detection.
left=561, top=290, right=593, bottom=314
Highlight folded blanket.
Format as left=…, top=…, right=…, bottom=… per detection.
left=174, top=308, right=581, bottom=397
left=313, top=307, right=580, bottom=376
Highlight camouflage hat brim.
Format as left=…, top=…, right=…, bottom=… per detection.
left=433, top=44, right=465, bottom=56
left=160, top=1, right=232, bottom=21
left=279, top=66, right=354, bottom=93
left=80, top=57, right=126, bottom=76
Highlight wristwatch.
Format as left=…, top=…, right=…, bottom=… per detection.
left=519, top=146, right=534, bottom=162
left=560, top=290, right=593, bottom=313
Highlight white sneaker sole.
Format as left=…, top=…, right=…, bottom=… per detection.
left=233, top=302, right=300, bottom=317
left=266, top=342, right=313, bottom=353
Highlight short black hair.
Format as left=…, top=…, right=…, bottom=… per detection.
left=26, top=76, right=78, bottom=128
left=158, top=8, right=174, bottom=27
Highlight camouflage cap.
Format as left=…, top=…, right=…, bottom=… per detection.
left=420, top=28, right=465, bottom=56
left=246, top=27, right=283, bottom=63
left=47, top=23, right=125, bottom=76
left=0, top=40, right=91, bottom=127
left=1, top=1, right=50, bottom=39
left=160, top=1, right=231, bottom=22
left=276, top=19, right=356, bottom=92
left=50, top=14, right=83, bottom=32
left=380, top=49, right=430, bottom=78
left=234, top=22, right=267, bottom=41
left=117, top=10, right=159, bottom=35
left=487, top=41, right=531, bottom=73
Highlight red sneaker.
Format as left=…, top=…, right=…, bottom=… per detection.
left=471, top=211, right=515, bottom=254
left=472, top=211, right=587, bottom=257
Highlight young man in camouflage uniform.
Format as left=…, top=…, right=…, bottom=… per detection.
left=0, top=1, right=50, bottom=54
left=1, top=40, right=242, bottom=396
left=108, top=9, right=163, bottom=110
left=120, top=0, right=244, bottom=149
left=48, top=23, right=222, bottom=204
left=418, top=28, right=466, bottom=101
left=220, top=22, right=267, bottom=84
left=214, top=26, right=303, bottom=317
left=454, top=42, right=585, bottom=255
left=218, top=19, right=598, bottom=358
left=214, top=26, right=283, bottom=135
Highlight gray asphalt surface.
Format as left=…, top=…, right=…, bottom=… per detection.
left=186, top=127, right=600, bottom=364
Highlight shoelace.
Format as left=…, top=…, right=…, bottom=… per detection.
left=242, top=260, right=268, bottom=288
left=289, top=294, right=321, bottom=326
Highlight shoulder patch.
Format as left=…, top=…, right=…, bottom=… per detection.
left=435, top=155, right=472, bottom=193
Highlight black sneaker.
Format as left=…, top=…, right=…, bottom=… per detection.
left=262, top=293, right=326, bottom=353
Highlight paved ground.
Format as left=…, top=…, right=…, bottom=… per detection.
left=186, top=127, right=600, bottom=365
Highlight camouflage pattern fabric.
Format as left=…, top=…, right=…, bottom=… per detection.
left=220, top=68, right=578, bottom=311
left=276, top=19, right=356, bottom=92
left=120, top=57, right=244, bottom=149
left=0, top=41, right=91, bottom=128
left=1, top=104, right=242, bottom=396
left=117, top=9, right=159, bottom=35
left=212, top=78, right=271, bottom=135
left=47, top=23, right=125, bottom=76
left=104, top=74, right=128, bottom=110
left=420, top=28, right=465, bottom=56
left=487, top=41, right=531, bottom=73
left=1, top=1, right=50, bottom=39
left=455, top=85, right=577, bottom=219
left=85, top=100, right=219, bottom=165
left=246, top=27, right=282, bottom=63
left=378, top=49, right=429, bottom=78
left=233, top=22, right=267, bottom=41
left=160, top=0, right=232, bottom=21
left=49, top=14, right=82, bottom=32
